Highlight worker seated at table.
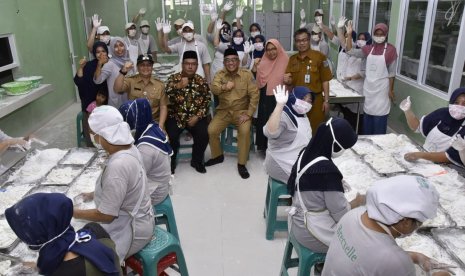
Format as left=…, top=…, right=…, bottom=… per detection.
left=322, top=175, right=456, bottom=276
left=287, top=117, right=366, bottom=273
left=119, top=98, right=173, bottom=206
left=114, top=54, right=168, bottom=130
left=206, top=48, right=260, bottom=179
left=401, top=87, right=465, bottom=168
left=6, top=193, right=122, bottom=276
left=264, top=85, right=314, bottom=183
left=73, top=105, right=154, bottom=264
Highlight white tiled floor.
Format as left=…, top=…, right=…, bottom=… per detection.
left=24, top=102, right=302, bottom=276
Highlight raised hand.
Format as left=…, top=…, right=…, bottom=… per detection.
left=330, top=15, right=336, bottom=26
left=283, top=73, right=292, bottom=85
left=236, top=6, right=244, bottom=18
left=223, top=1, right=233, bottom=11
left=216, top=19, right=224, bottom=30
left=163, top=21, right=171, bottom=34
left=399, top=96, right=411, bottom=112
left=211, top=11, right=218, bottom=22
left=178, top=77, right=189, bottom=89
left=338, top=16, right=347, bottom=28
left=78, top=56, right=86, bottom=68
left=300, top=9, right=306, bottom=20
left=92, top=14, right=102, bottom=28
left=244, top=41, right=252, bottom=54
left=139, top=7, right=146, bottom=14
left=273, top=84, right=289, bottom=105
left=122, top=61, right=134, bottom=73
left=156, top=18, right=164, bottom=31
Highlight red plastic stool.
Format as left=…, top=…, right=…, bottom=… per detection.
left=123, top=253, right=178, bottom=276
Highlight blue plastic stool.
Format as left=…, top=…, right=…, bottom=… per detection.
left=280, top=230, right=326, bottom=276
left=130, top=226, right=189, bottom=276
left=154, top=195, right=180, bottom=243
left=220, top=124, right=255, bottom=160
left=264, top=176, right=290, bottom=240
left=76, top=111, right=86, bottom=148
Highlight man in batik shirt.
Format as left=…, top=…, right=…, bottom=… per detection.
left=165, top=50, right=211, bottom=174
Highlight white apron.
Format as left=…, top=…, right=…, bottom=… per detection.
left=311, top=41, right=321, bottom=52
left=211, top=43, right=229, bottom=82
left=336, top=50, right=349, bottom=82
left=269, top=115, right=312, bottom=175
left=139, top=34, right=150, bottom=55
left=288, top=153, right=338, bottom=247
left=174, top=41, right=205, bottom=78
left=423, top=120, right=465, bottom=152
left=126, top=37, right=140, bottom=66
left=363, top=43, right=390, bottom=116
left=94, top=150, right=153, bottom=264
left=344, top=56, right=365, bottom=114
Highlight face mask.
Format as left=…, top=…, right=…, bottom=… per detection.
left=183, top=33, right=194, bottom=41
left=141, top=27, right=149, bottom=34
left=373, top=36, right=386, bottom=43
left=100, top=35, right=110, bottom=44
left=357, top=40, right=367, bottom=48
left=28, top=226, right=71, bottom=252
left=326, top=118, right=345, bottom=158
left=449, top=104, right=465, bottom=120
left=90, top=133, right=104, bottom=150
left=390, top=225, right=415, bottom=239
left=292, top=99, right=312, bottom=114
left=233, top=37, right=243, bottom=45
left=128, top=29, right=137, bottom=37
left=315, top=16, right=322, bottom=23
left=312, top=35, right=320, bottom=42
left=233, top=27, right=238, bottom=31
left=452, top=31, right=459, bottom=35
left=254, top=43, right=264, bottom=51
left=177, top=29, right=183, bottom=36
left=250, top=31, right=260, bottom=38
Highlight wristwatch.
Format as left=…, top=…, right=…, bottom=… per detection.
left=324, top=99, right=330, bottom=103
left=119, top=69, right=128, bottom=76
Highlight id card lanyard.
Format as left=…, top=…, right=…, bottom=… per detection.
left=304, top=60, right=312, bottom=84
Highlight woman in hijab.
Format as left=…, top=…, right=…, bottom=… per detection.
left=346, top=21, right=398, bottom=135
left=287, top=118, right=366, bottom=261
left=6, top=193, right=121, bottom=276
left=74, top=42, right=108, bottom=147
left=230, top=29, right=250, bottom=68
left=264, top=86, right=314, bottom=183
left=74, top=105, right=154, bottom=264
left=94, top=37, right=135, bottom=109
left=401, top=88, right=465, bottom=168
left=211, top=20, right=232, bottom=85
left=254, top=39, right=289, bottom=152
left=248, top=23, right=262, bottom=43
left=246, top=34, right=265, bottom=70
left=339, top=31, right=373, bottom=134
left=119, top=98, right=173, bottom=206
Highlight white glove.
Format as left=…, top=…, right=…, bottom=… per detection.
left=315, top=16, right=323, bottom=25
left=236, top=6, right=244, bottom=18
left=92, top=14, right=102, bottom=28
left=399, top=96, right=411, bottom=111
left=273, top=85, right=288, bottom=105
left=223, top=1, right=233, bottom=11
left=163, top=21, right=171, bottom=34
left=330, top=15, right=336, bottom=26
left=155, top=17, right=164, bottom=31
left=452, top=134, right=465, bottom=151
left=244, top=41, right=252, bottom=54
left=300, top=22, right=307, bottom=29
left=338, top=16, right=347, bottom=28
left=7, top=138, right=30, bottom=152
left=139, top=7, right=146, bottom=14
left=216, top=19, right=224, bottom=30
left=342, top=180, right=352, bottom=192
left=211, top=11, right=218, bottom=22
left=300, top=9, right=306, bottom=20
left=415, top=253, right=457, bottom=275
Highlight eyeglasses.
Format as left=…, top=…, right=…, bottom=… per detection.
left=295, top=38, right=310, bottom=44
left=266, top=48, right=277, bottom=52
left=224, top=58, right=239, bottom=63
left=183, top=62, right=198, bottom=66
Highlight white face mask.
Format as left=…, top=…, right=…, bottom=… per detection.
left=233, top=37, right=243, bottom=45
left=250, top=31, right=260, bottom=38
left=90, top=133, right=104, bottom=150
left=291, top=91, right=312, bottom=114
left=311, top=35, right=320, bottom=42
left=357, top=40, right=367, bottom=48
left=326, top=118, right=345, bottom=158
left=128, top=29, right=137, bottom=37
left=449, top=104, right=465, bottom=120
left=141, top=27, right=149, bottom=34
left=99, top=35, right=110, bottom=44
left=177, top=29, right=183, bottom=36
left=233, top=27, right=238, bottom=31
left=183, top=33, right=194, bottom=41
left=373, top=36, right=386, bottom=44
left=254, top=43, right=264, bottom=51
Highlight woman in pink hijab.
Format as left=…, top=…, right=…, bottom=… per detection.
left=345, top=21, right=398, bottom=135
left=253, top=39, right=290, bottom=152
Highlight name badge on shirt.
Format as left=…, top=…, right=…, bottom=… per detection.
left=305, top=74, right=310, bottom=83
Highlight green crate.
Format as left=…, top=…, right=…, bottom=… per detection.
left=1, top=81, right=33, bottom=96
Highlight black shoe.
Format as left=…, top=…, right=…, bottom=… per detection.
left=204, top=155, right=224, bottom=167
left=190, top=160, right=207, bottom=174
left=171, top=163, right=176, bottom=175
left=238, top=164, right=250, bottom=179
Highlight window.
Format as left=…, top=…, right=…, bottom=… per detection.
left=358, top=0, right=372, bottom=33
left=345, top=0, right=354, bottom=19
left=375, top=0, right=392, bottom=27
left=423, top=0, right=464, bottom=93
left=399, top=0, right=429, bottom=81
left=0, top=34, right=19, bottom=72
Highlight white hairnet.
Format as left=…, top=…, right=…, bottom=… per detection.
left=125, top=23, right=136, bottom=29
left=88, top=106, right=134, bottom=145
left=232, top=19, right=243, bottom=24
left=174, top=19, right=185, bottom=26
left=312, top=26, right=322, bottom=33
left=140, top=20, right=149, bottom=27
left=366, top=175, right=439, bottom=225
left=314, top=9, right=324, bottom=15
left=97, top=26, right=110, bottom=35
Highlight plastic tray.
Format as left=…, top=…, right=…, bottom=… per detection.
left=362, top=151, right=407, bottom=176
left=0, top=220, right=20, bottom=253
left=431, top=227, right=465, bottom=271
left=58, top=148, right=97, bottom=167
left=40, top=165, right=83, bottom=186
left=351, top=138, right=382, bottom=156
